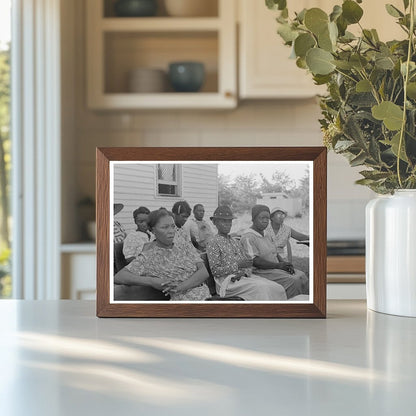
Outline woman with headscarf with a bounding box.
[206,206,287,300]
[265,206,309,263]
[240,204,309,299]
[114,208,210,301]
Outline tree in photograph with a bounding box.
[259,170,295,194]
[218,173,261,214]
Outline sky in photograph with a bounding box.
[0,0,11,49]
[218,162,309,186]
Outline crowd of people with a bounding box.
[113,200,309,302]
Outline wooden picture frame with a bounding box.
[96,147,327,318]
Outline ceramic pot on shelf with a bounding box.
[114,0,158,17]
[366,189,416,317]
[168,61,205,92]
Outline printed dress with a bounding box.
[126,241,209,301]
[240,229,309,299]
[265,223,291,259]
[114,220,127,244]
[206,235,286,300]
[122,230,152,259]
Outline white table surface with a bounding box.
[0,300,415,416]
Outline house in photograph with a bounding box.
[114,163,218,233]
[257,192,303,217]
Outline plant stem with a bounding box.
[397,0,415,188]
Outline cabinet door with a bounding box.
[239,0,404,99]
[239,0,326,99]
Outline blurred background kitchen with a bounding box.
[2,0,403,300]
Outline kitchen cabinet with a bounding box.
[238,0,404,99]
[86,0,237,109]
[61,245,96,300]
[238,0,326,99]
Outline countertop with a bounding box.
[0,300,415,415]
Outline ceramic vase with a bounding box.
[366,189,416,317]
[114,0,157,17]
[168,62,205,92]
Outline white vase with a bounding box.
[366,189,416,317]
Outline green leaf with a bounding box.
[360,170,391,180]
[350,152,367,167]
[318,27,334,52]
[350,54,368,70]
[330,5,342,22]
[369,136,382,163]
[389,132,409,162]
[385,4,404,18]
[296,57,308,69]
[334,140,355,151]
[407,82,416,99]
[266,0,287,11]
[356,79,372,92]
[375,56,395,70]
[371,29,380,43]
[372,101,404,131]
[344,114,367,147]
[333,60,353,70]
[277,23,298,43]
[306,48,335,75]
[294,33,316,58]
[296,8,307,23]
[313,74,332,85]
[304,8,329,35]
[328,21,338,45]
[339,32,356,43]
[355,178,378,186]
[342,0,364,24]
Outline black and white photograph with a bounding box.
[110,161,312,303]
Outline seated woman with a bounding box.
[114,208,210,301]
[171,200,192,247]
[122,206,152,264]
[265,206,309,263]
[206,205,287,301]
[240,205,309,299]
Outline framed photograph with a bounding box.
[96,147,327,318]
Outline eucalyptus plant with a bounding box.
[266,0,416,193]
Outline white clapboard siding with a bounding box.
[114,163,219,233]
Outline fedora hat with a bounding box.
[114,203,124,215]
[210,205,236,221]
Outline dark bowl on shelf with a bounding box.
[168,61,205,92]
[114,0,158,17]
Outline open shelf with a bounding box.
[101,17,221,31]
[86,0,236,109]
[103,0,219,18]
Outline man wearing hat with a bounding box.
[206,205,287,300]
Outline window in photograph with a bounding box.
[156,163,180,196]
